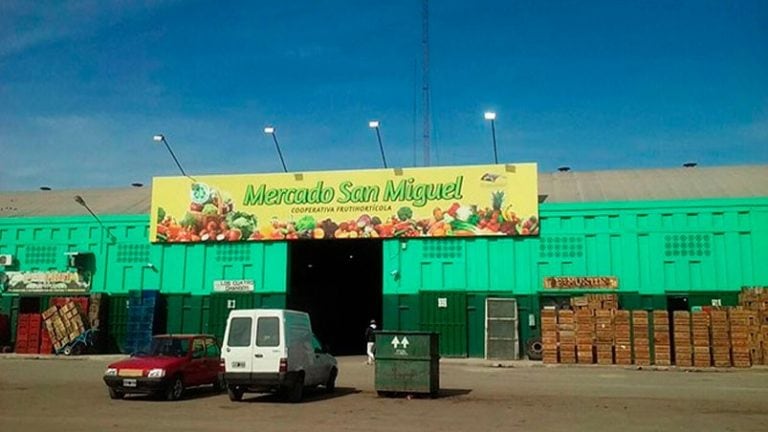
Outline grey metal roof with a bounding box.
[0,187,151,218]
[539,165,768,203]
[1,165,766,218]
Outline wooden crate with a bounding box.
[653,310,671,366]
[558,310,576,364]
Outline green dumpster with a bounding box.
[374,331,440,397]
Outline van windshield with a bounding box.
[228,317,252,347]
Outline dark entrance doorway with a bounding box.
[667,295,689,364]
[287,239,382,355]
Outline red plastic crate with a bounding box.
[40,329,52,354]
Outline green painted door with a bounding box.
[419,291,467,357]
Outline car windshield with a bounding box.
[145,338,190,357]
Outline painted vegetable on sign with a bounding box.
[151,164,539,242]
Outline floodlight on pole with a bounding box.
[484,111,498,164]
[369,120,388,168]
[264,126,288,173]
[153,134,196,181]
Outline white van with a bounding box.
[221,309,338,402]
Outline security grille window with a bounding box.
[227,317,252,347]
[25,245,58,265]
[256,317,280,347]
[486,298,519,360]
[117,244,150,263]
[664,234,711,257]
[539,236,584,259]
[423,240,463,260]
[216,244,251,263]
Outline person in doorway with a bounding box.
[365,319,377,365]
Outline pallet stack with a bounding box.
[673,311,693,367]
[729,309,751,368]
[557,310,576,364]
[575,310,595,364]
[632,311,651,365]
[653,311,671,366]
[710,310,731,367]
[42,301,87,353]
[88,293,104,330]
[614,310,632,365]
[595,310,614,364]
[739,287,767,366]
[14,314,42,354]
[541,307,558,364]
[570,294,618,312]
[691,311,711,367]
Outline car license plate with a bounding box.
[123,379,137,388]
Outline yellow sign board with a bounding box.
[150,163,538,243]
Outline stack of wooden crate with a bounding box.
[729,309,751,368]
[541,307,558,364]
[632,311,651,365]
[575,309,595,364]
[42,301,87,353]
[595,310,614,365]
[88,293,103,330]
[614,310,632,365]
[673,311,693,367]
[739,287,767,366]
[691,311,711,367]
[710,310,731,367]
[653,311,671,366]
[570,294,618,312]
[558,310,576,364]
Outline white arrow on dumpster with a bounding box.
[391,336,410,349]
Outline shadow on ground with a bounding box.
[375,388,472,399]
[239,386,360,404]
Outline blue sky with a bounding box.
[1,0,767,191]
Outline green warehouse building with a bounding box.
[1,163,766,359]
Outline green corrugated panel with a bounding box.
[516,294,540,357]
[419,291,467,357]
[165,294,205,334]
[208,293,255,342]
[466,293,487,358]
[256,293,286,309]
[0,295,19,346]
[107,294,129,353]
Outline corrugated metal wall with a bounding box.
[0,215,288,295]
[383,198,768,297]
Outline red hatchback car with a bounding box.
[103,334,224,401]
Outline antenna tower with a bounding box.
[421,0,431,166]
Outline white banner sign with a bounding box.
[213,279,254,293]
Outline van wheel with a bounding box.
[227,385,244,402]
[166,376,184,401]
[325,368,338,393]
[285,373,304,403]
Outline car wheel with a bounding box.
[63,345,73,356]
[214,374,226,392]
[227,385,243,402]
[108,387,124,400]
[324,367,338,393]
[166,376,185,401]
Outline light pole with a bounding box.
[484,111,498,164]
[74,195,116,242]
[368,121,388,168]
[153,134,196,181]
[264,126,288,173]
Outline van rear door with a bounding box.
[253,314,282,373]
[224,314,255,375]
